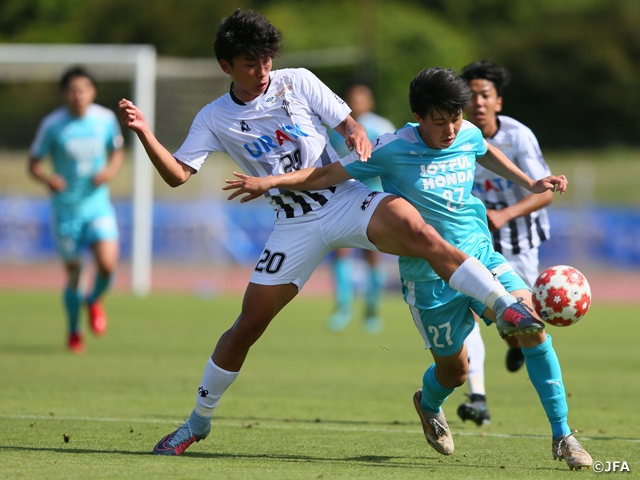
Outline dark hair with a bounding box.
[214,8,282,64]
[60,66,96,91]
[459,59,511,95]
[409,67,472,119]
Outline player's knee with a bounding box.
[229,313,272,346]
[450,367,467,388]
[404,221,446,257]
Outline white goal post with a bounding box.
[0,44,156,296]
[0,44,366,296]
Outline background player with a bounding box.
[456,59,554,427]
[29,66,123,353]
[326,82,396,334]
[120,9,545,457]
[225,67,591,470]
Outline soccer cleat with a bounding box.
[457,394,491,426]
[506,346,525,372]
[496,299,545,337]
[67,332,85,354]
[552,434,593,470]
[363,316,383,335]
[88,301,107,336]
[413,389,454,455]
[153,419,211,456]
[326,309,352,332]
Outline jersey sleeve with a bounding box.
[107,111,124,151]
[296,69,351,129]
[29,117,53,160]
[173,105,222,172]
[513,128,551,179]
[339,135,394,181]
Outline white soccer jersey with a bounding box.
[174,68,351,218]
[472,115,551,256]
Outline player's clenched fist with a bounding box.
[118,98,146,133]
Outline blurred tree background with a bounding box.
[1,0,639,149]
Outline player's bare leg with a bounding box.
[366,196,542,334]
[153,282,299,455]
[366,196,466,281]
[212,282,299,371]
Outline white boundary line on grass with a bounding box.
[2,414,639,443]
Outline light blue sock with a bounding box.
[333,257,354,314]
[420,363,456,414]
[188,409,211,435]
[64,286,83,334]
[365,265,386,317]
[522,334,571,438]
[88,272,112,305]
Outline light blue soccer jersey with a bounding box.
[30,104,123,213]
[340,120,491,282]
[328,112,395,192]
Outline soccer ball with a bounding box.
[532,265,592,327]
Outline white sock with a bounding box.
[465,322,486,396]
[193,358,240,419]
[448,257,514,311]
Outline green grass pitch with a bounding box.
[1,289,639,479]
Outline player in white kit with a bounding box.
[119,9,544,457]
[457,60,554,427]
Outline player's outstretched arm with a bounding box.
[118,98,194,187]
[478,143,567,195]
[485,190,553,231]
[224,162,352,203]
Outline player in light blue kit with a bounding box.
[225,67,592,470]
[29,66,124,353]
[326,82,396,334]
[456,59,556,428]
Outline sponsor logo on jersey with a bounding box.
[265,84,293,103]
[420,156,475,190]
[240,120,251,132]
[472,177,514,194]
[243,124,310,158]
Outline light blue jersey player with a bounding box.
[225,68,591,469]
[29,67,124,353]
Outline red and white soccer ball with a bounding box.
[532,265,592,327]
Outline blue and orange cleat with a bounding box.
[153,419,211,456]
[496,299,544,337]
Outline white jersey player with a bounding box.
[473,114,552,285]
[118,10,545,457]
[457,59,555,428]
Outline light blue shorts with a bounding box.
[53,203,119,261]
[401,248,529,356]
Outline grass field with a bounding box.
[1,291,639,479]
